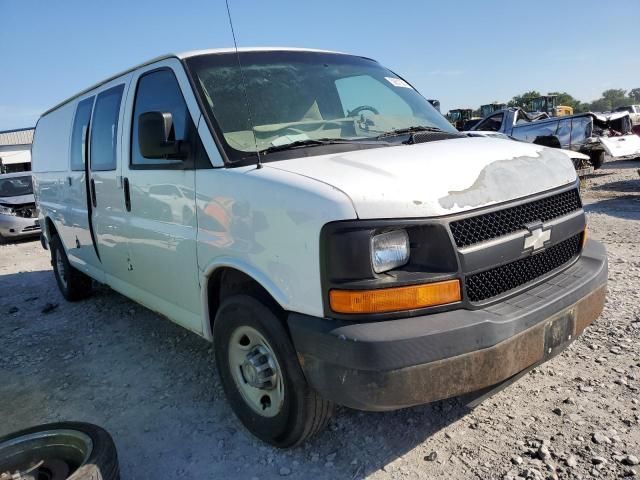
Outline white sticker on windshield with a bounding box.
[385,77,412,89]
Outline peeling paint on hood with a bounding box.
[439,148,575,211]
[266,137,577,219]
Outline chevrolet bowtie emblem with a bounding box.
[524,225,551,252]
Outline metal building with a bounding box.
[0,127,34,174]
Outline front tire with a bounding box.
[50,235,92,301]
[213,295,333,447]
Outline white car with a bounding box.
[0,172,41,241]
[614,105,640,126]
[32,48,607,447]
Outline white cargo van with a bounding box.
[32,48,607,447]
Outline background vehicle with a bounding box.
[471,107,640,168]
[528,95,573,117]
[447,108,473,130]
[427,99,441,112]
[480,102,506,118]
[467,131,593,175]
[614,105,640,124]
[614,105,640,136]
[0,172,40,241]
[32,48,606,447]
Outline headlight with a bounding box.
[371,230,410,273]
[0,205,16,216]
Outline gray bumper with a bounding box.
[288,240,608,411]
[0,215,40,238]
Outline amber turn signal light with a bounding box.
[329,279,462,314]
[581,227,588,248]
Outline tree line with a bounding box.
[505,88,640,113]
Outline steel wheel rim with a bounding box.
[0,429,92,480]
[228,326,285,418]
[55,252,67,290]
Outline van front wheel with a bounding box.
[50,235,93,301]
[213,295,333,447]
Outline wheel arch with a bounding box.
[201,260,289,341]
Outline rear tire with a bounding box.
[50,235,92,301]
[213,294,333,447]
[0,421,119,480]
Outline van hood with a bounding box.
[0,194,35,205]
[266,137,577,219]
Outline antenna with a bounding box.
[225,0,262,169]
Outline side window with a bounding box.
[90,85,124,171]
[70,97,94,171]
[335,75,412,117]
[476,112,504,132]
[131,69,193,167]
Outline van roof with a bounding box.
[41,47,348,117]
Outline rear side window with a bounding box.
[90,85,124,171]
[131,69,193,168]
[70,97,94,171]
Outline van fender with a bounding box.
[199,257,290,341]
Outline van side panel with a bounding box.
[32,103,76,252]
[195,166,357,329]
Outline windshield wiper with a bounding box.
[258,138,387,155]
[376,125,448,139]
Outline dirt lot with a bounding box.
[1,159,639,480]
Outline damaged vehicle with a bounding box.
[466,131,594,177]
[471,107,640,168]
[32,48,607,447]
[0,172,40,242]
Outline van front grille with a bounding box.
[465,234,582,302]
[450,188,582,248]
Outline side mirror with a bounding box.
[138,111,189,159]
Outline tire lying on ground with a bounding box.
[0,422,119,480]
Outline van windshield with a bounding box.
[0,176,33,197]
[186,51,455,162]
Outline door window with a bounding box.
[131,69,194,168]
[90,85,124,171]
[476,112,504,132]
[70,97,94,171]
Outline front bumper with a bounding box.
[0,215,41,238]
[288,240,607,411]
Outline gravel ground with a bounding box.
[1,159,639,480]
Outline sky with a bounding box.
[1,0,639,131]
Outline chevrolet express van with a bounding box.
[32,48,607,447]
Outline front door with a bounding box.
[120,65,202,333]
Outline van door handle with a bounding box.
[123,177,131,212]
[90,179,97,207]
